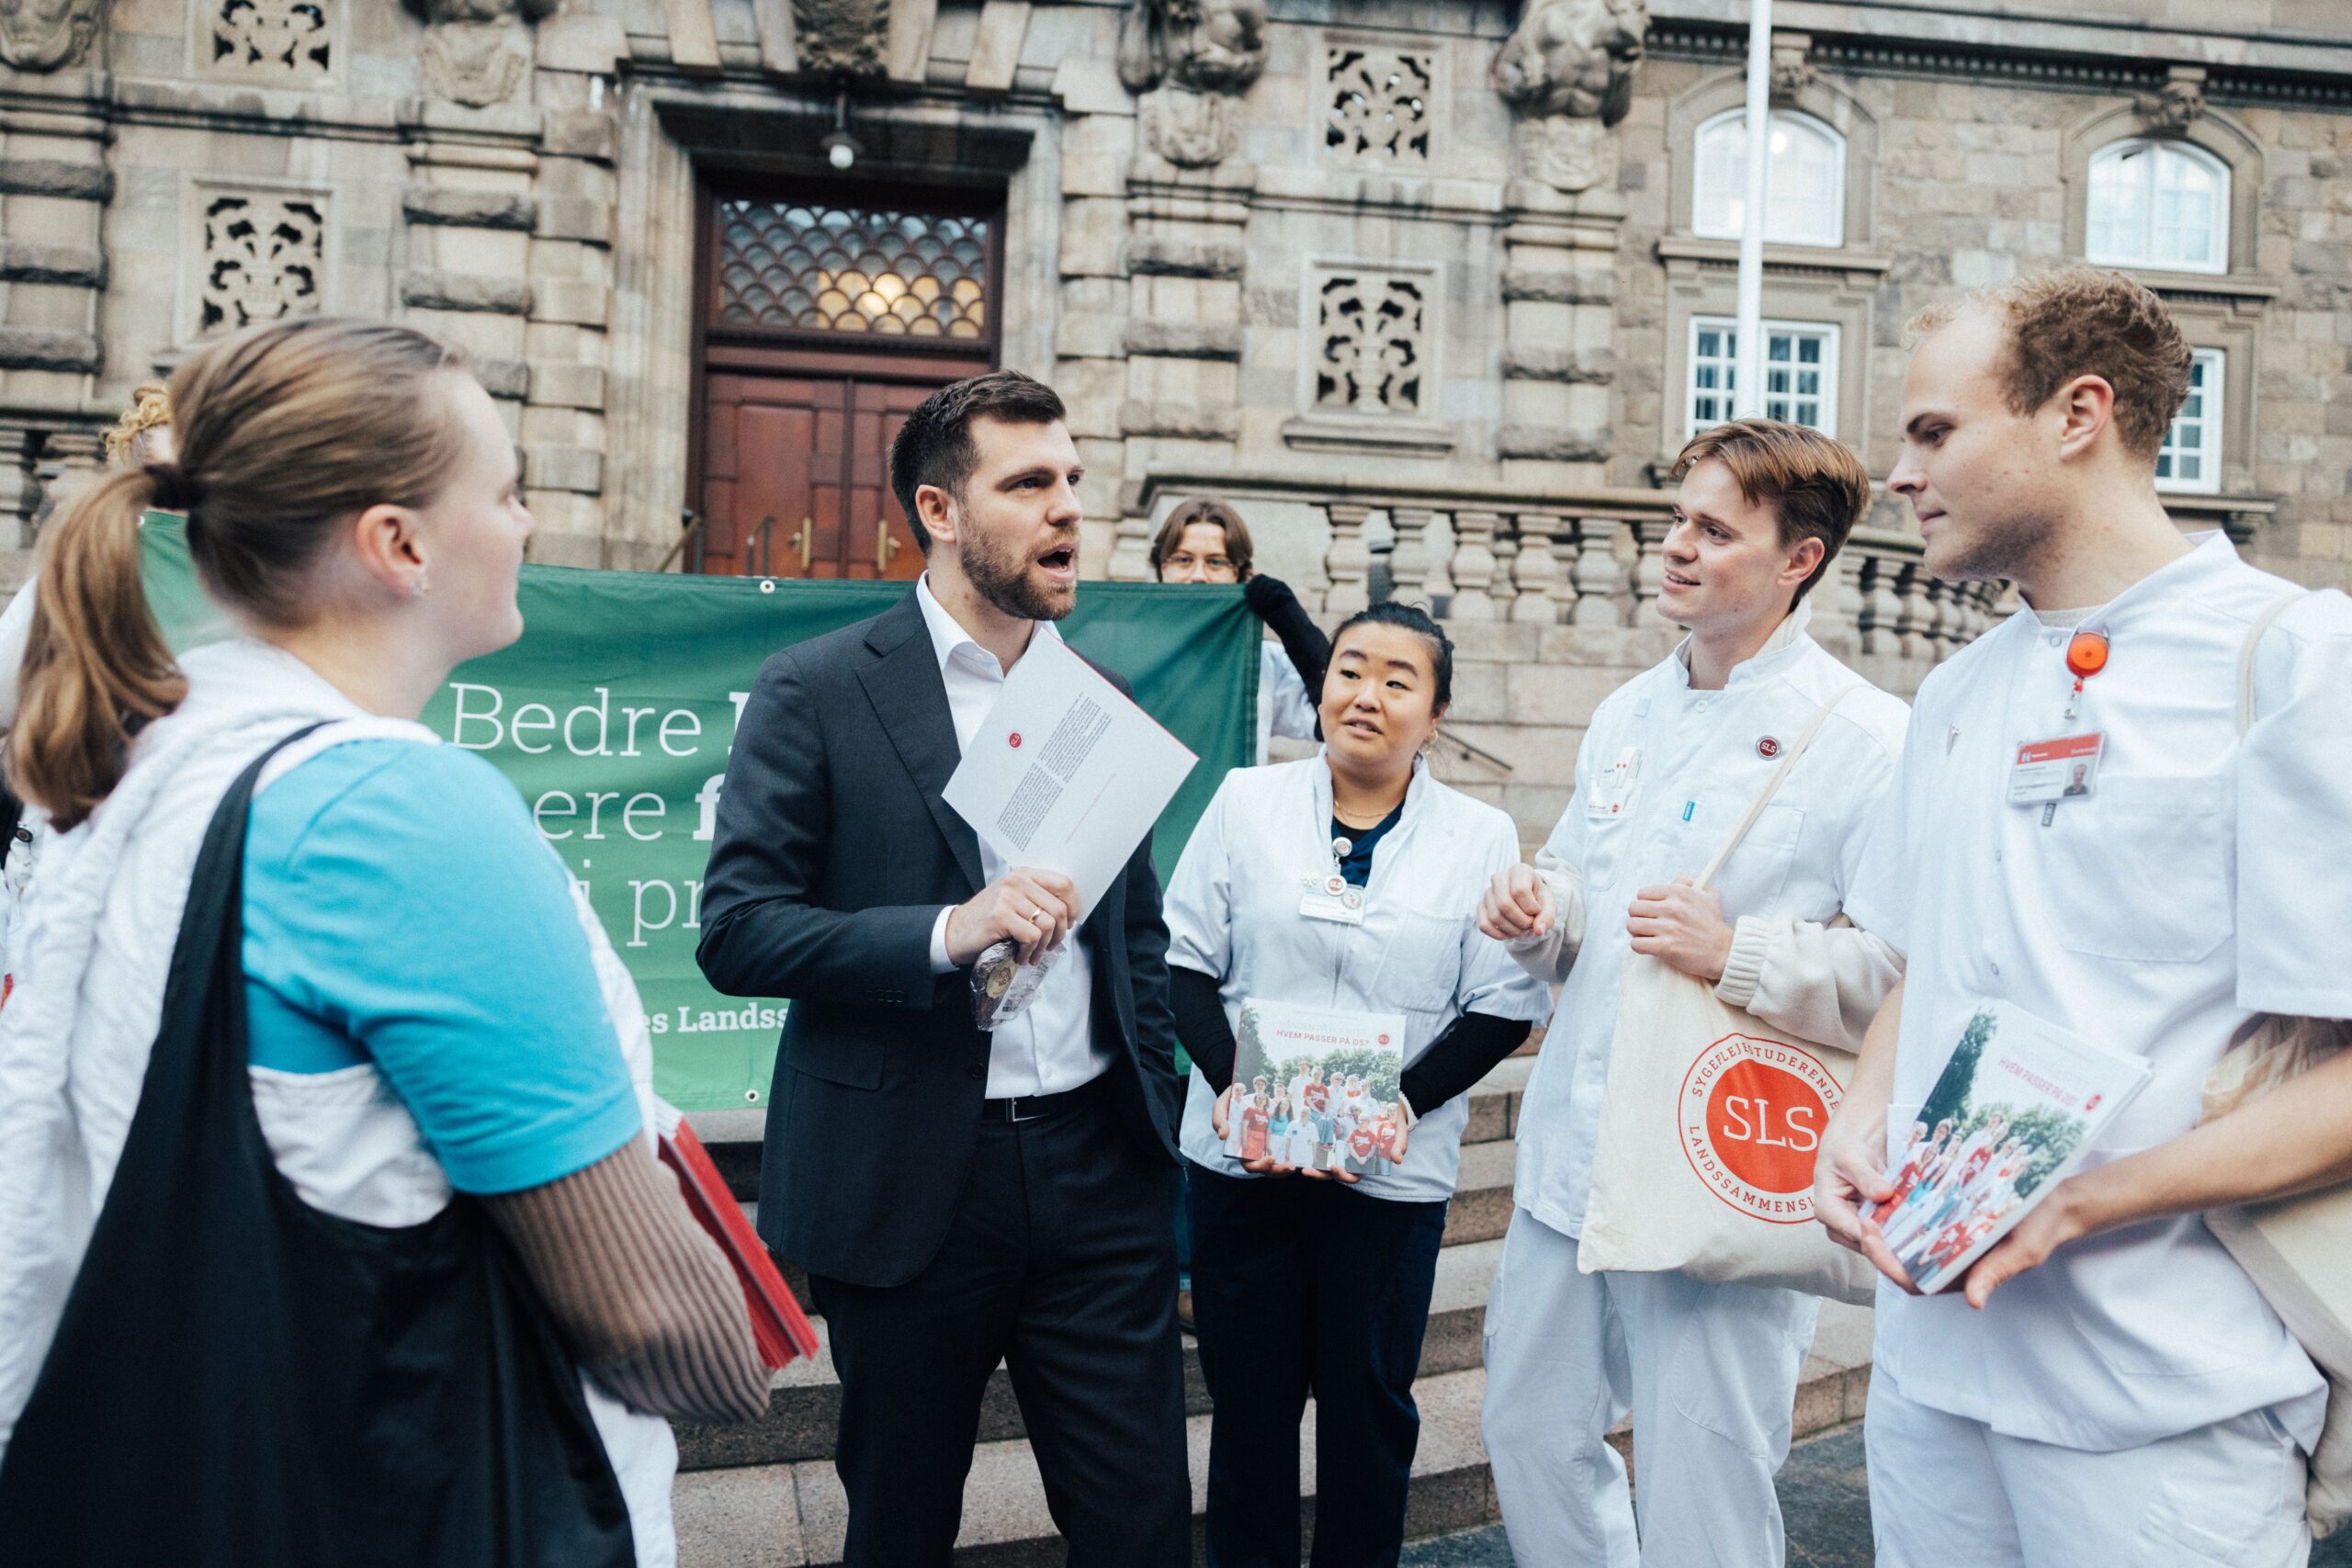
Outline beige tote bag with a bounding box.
[1577,688,1878,1306]
[2201,591,2352,1539]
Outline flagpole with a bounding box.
[1733,0,1772,420]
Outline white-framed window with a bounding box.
[1692,108,1845,249]
[1688,318,1840,438]
[2086,140,2229,274]
[2157,348,2224,493]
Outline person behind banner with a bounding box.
[1166,603,1550,1568]
[0,317,765,1565]
[1476,420,1910,1568]
[696,370,1191,1568]
[1149,497,1329,763]
[1813,265,2352,1568]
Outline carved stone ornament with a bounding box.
[2132,69,2207,136]
[1770,34,1815,105]
[401,0,556,105]
[1142,85,1242,168]
[1492,0,1648,127]
[1515,112,1615,193]
[0,0,103,72]
[792,0,889,76]
[1117,0,1268,98]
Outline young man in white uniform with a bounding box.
[1815,265,2352,1566]
[1477,421,1910,1566]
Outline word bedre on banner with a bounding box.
[138,516,1261,1111]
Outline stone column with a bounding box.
[1490,0,1645,492]
[1449,510,1501,622]
[401,0,620,568]
[1324,502,1373,615]
[1104,0,1266,580]
[0,4,110,578]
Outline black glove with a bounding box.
[1241,575,1330,732]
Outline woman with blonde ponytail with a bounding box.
[0,317,763,1568]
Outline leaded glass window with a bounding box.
[714,200,991,339]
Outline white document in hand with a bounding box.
[943,634,1198,915]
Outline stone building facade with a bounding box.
[2,0,2347,842]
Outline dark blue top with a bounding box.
[1330,803,1405,888]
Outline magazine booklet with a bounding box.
[1870,1000,2154,1294]
[1224,998,1408,1177]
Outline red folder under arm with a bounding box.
[656,1119,820,1369]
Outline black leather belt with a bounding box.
[981,1077,1102,1123]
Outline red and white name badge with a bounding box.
[2008,732,2105,806]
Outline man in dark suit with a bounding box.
[697,371,1191,1567]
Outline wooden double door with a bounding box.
[699,361,937,581]
[693,184,1001,580]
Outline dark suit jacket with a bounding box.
[696,590,1183,1289]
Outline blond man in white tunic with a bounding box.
[1817,265,2352,1567]
[1478,421,1909,1567]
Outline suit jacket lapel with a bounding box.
[858,595,986,897]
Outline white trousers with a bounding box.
[1867,1365,2312,1568]
[1480,1208,1818,1567]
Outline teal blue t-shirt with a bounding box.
[240,741,643,1195]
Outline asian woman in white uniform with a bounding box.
[1162,604,1549,1568]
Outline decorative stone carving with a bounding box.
[2133,67,2207,136]
[0,0,104,73]
[1313,270,1428,416]
[1515,114,1613,193]
[198,192,325,334]
[1141,85,1241,168]
[1325,47,1433,164]
[207,0,334,80]
[1117,0,1268,96]
[1492,0,1647,126]
[793,0,890,76]
[402,0,555,106]
[1770,32,1815,105]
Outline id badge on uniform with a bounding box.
[2007,733,2104,806]
[1299,872,1366,926]
[1587,746,1641,818]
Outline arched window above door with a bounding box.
[1691,108,1845,249]
[2085,140,2229,276]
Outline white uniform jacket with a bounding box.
[1257,642,1317,764]
[1507,604,1911,1241]
[1848,534,2352,1452]
[1167,755,1551,1204]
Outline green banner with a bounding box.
[139,517,1259,1110]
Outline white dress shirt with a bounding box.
[1509,602,1912,1240]
[914,575,1110,1099]
[1849,534,2350,1452]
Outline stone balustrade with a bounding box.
[1125,469,2009,679]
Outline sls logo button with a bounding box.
[1679,1032,1842,1224]
[1757,736,1782,760]
[1008,732,1023,749]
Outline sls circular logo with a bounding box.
[1008,732,1023,749]
[1679,1032,1842,1224]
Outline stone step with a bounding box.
[674,1235,1508,1472]
[672,1301,1877,1567]
[673,1058,1529,1472]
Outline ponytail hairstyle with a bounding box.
[10,317,474,829]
